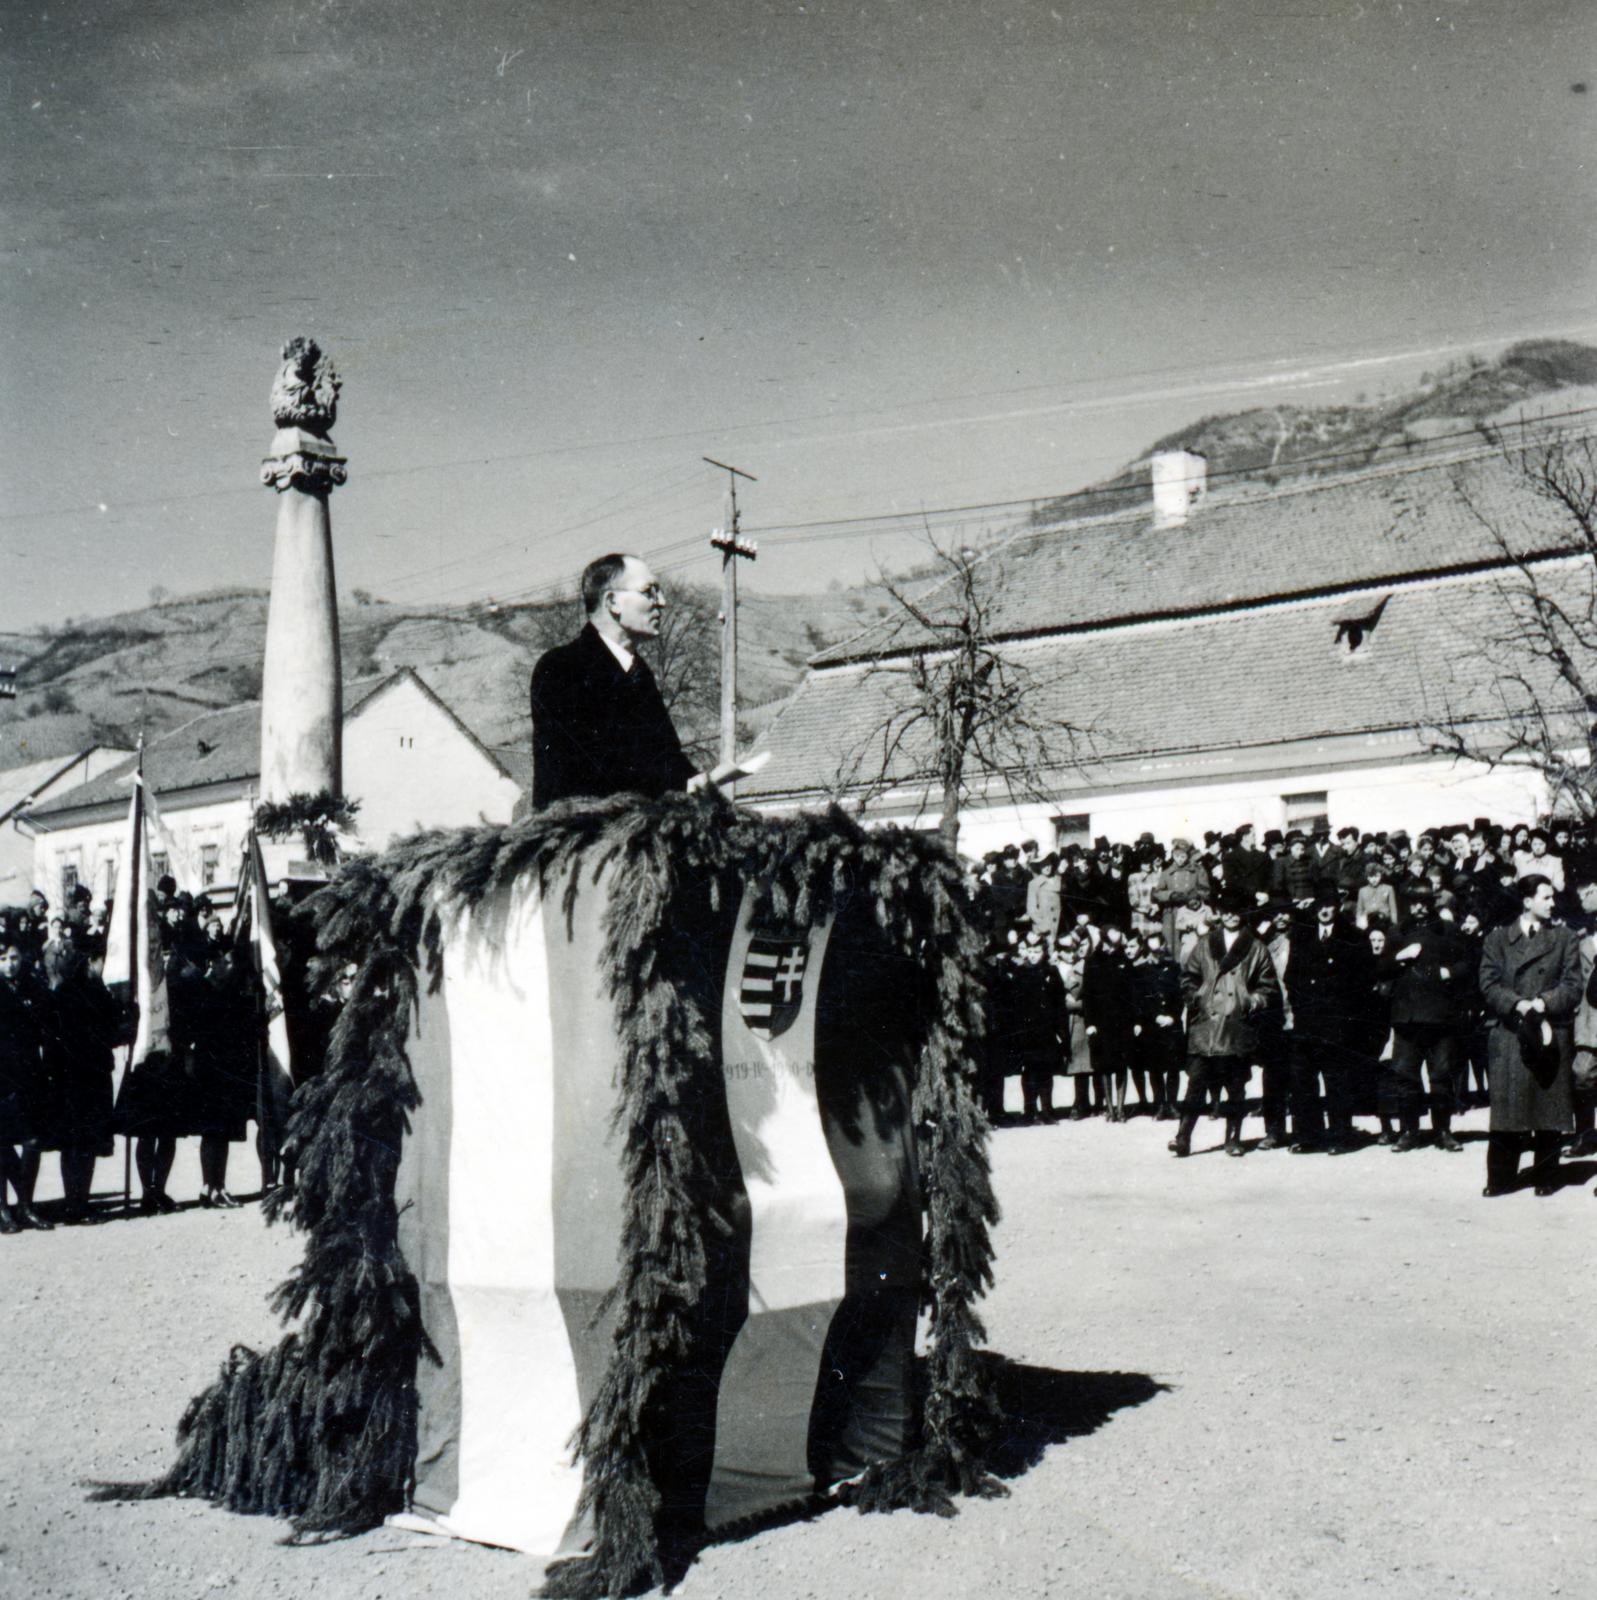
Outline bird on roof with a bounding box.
[1333,594,1389,652]
[196,737,216,756]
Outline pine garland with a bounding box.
[100,793,1002,1589]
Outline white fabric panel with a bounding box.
[435,880,586,1555]
[717,900,846,1314]
[706,895,846,1526]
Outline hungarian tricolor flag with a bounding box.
[102,747,169,1077]
[232,828,295,1135]
[393,860,922,1558]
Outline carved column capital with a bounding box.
[261,426,348,494]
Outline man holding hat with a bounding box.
[1478,874,1580,1196]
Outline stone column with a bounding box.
[259,338,347,803]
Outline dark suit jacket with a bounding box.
[530,623,695,809]
[1285,920,1373,1038]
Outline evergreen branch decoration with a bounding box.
[255,789,362,866]
[103,794,1002,1590]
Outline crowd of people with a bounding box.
[0,880,341,1233]
[5,809,1594,1229]
[970,816,1597,1197]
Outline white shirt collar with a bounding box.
[597,630,635,673]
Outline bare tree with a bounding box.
[1424,431,1597,816]
[836,535,1095,853]
[645,580,729,767]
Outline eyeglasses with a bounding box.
[611,584,664,602]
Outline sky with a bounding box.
[2,0,1594,631]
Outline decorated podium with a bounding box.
[133,794,1002,1596]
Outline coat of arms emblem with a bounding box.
[738,928,813,1039]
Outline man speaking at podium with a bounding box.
[530,552,697,809]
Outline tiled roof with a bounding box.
[0,753,91,821]
[811,448,1579,666]
[744,561,1587,801]
[26,674,392,818]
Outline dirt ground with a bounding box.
[3,1098,1593,1600]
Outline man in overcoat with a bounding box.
[1478,874,1580,1196]
[1386,882,1468,1152]
[1171,889,1279,1158]
[1285,891,1374,1153]
[529,552,696,809]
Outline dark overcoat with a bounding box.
[1388,920,1469,1031]
[1285,921,1374,1040]
[1181,928,1279,1059]
[530,623,695,809]
[0,970,52,1151]
[1478,919,1579,1132]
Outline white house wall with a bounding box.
[31,791,254,908]
[760,742,1549,860]
[342,678,521,851]
[945,755,1546,858]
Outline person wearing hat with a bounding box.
[1271,832,1318,905]
[1222,824,1272,908]
[1025,853,1062,944]
[1334,825,1369,897]
[1478,875,1580,1195]
[1383,882,1469,1153]
[1129,927,1184,1119]
[1284,889,1375,1153]
[1255,901,1295,1148]
[1171,886,1279,1158]
[989,844,1028,929]
[1093,838,1130,929]
[1126,843,1164,941]
[1153,838,1211,952]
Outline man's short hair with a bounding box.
[1517,873,1554,904]
[580,553,633,616]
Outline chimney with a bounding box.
[1150,449,1207,528]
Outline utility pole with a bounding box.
[705,456,758,784]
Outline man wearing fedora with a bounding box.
[1171,886,1279,1159]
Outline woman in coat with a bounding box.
[1052,930,1097,1118]
[1130,928,1186,1118]
[1478,874,1580,1196]
[189,948,256,1208]
[46,944,125,1221]
[0,932,56,1231]
[1153,840,1211,951]
[1007,933,1066,1123]
[1084,923,1137,1121]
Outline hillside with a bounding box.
[4,338,1593,777]
[1030,338,1597,526]
[0,583,876,771]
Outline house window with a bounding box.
[1051,812,1091,850]
[151,852,170,882]
[1282,791,1329,834]
[200,843,220,888]
[60,857,80,904]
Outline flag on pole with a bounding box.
[103,746,169,1072]
[236,827,295,1139]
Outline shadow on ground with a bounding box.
[977,1354,1169,1479]
[663,1354,1168,1590]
